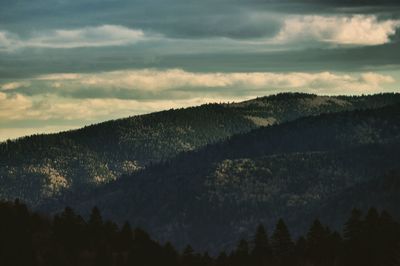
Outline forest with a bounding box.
[1,200,399,266]
[38,103,400,250]
[1,93,400,207]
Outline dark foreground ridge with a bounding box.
[1,200,399,266]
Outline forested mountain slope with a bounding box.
[2,93,399,206]
[314,170,400,230]
[42,103,400,251]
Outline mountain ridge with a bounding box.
[3,92,400,206]
[38,101,400,251]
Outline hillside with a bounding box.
[41,103,400,251]
[2,93,399,206]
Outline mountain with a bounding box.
[40,102,400,251]
[2,93,399,206]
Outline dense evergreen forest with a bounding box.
[1,93,400,206]
[41,103,400,250]
[1,200,399,266]
[2,93,400,253]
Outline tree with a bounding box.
[88,207,103,229]
[343,208,363,242]
[232,239,250,266]
[117,221,133,251]
[87,207,104,248]
[271,219,294,266]
[162,242,179,266]
[306,219,329,266]
[182,245,196,266]
[251,224,271,266]
[378,211,400,266]
[53,207,86,264]
[362,208,381,266]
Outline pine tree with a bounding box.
[232,239,250,266]
[131,228,159,266]
[87,206,104,248]
[182,245,196,266]
[251,224,271,266]
[327,231,342,266]
[162,242,179,266]
[363,208,381,266]
[53,207,86,264]
[118,221,133,251]
[379,211,400,266]
[88,207,103,229]
[306,219,329,266]
[343,208,364,266]
[343,208,363,242]
[271,219,294,266]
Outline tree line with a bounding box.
[0,200,399,266]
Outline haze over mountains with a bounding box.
[1,93,400,251]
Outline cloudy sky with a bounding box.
[1,0,400,140]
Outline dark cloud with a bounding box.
[0,0,399,78]
[1,40,400,81]
[1,0,399,39]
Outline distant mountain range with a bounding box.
[1,93,400,251]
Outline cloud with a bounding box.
[0,31,20,52]
[285,0,400,7]
[360,72,395,85]
[0,25,145,51]
[274,15,400,45]
[27,25,145,48]
[0,92,32,120]
[5,69,397,101]
[40,69,397,93]
[1,82,30,90]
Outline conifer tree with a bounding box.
[343,208,364,266]
[251,224,271,266]
[118,221,133,251]
[306,219,329,266]
[182,245,196,266]
[233,239,250,266]
[379,211,400,266]
[343,208,363,242]
[87,206,104,248]
[271,219,294,266]
[53,207,86,264]
[163,242,179,266]
[363,208,381,266]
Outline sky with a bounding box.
[1,0,400,141]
